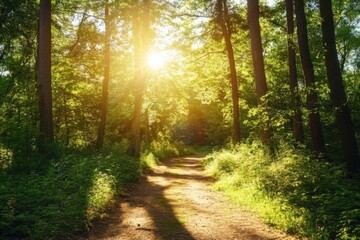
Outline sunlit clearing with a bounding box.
[147,51,167,70]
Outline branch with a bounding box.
[172,13,212,18]
[0,50,4,63]
[267,19,286,32]
[259,5,287,32]
[55,8,103,20]
[186,50,226,64]
[68,10,88,56]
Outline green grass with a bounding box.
[0,151,141,239]
[203,142,360,239]
[143,138,196,161]
[0,138,190,239]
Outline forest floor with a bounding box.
[83,154,295,240]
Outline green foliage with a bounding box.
[143,134,196,161]
[1,0,360,239]
[86,170,116,220]
[146,139,180,160]
[140,152,158,170]
[0,145,13,170]
[0,148,141,239]
[204,143,360,239]
[0,137,192,239]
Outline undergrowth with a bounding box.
[203,142,360,239]
[143,137,195,161]
[0,138,189,239]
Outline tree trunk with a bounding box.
[216,0,241,143]
[128,0,149,157]
[144,107,150,144]
[96,1,110,149]
[38,0,54,153]
[319,0,360,171]
[294,0,325,156]
[247,0,271,147]
[286,0,304,143]
[62,91,69,146]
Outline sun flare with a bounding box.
[147,51,167,70]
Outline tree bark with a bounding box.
[38,0,54,153]
[294,0,326,156]
[319,0,360,171]
[216,0,241,143]
[247,0,271,147]
[96,1,110,149]
[286,0,304,143]
[62,91,69,146]
[144,107,150,144]
[128,0,150,157]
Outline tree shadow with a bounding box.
[129,175,195,239]
[85,156,285,240]
[84,157,199,239]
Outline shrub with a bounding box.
[0,138,195,239]
[0,148,140,239]
[144,135,195,161]
[203,142,360,239]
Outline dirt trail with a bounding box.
[84,154,294,240]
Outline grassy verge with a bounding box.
[203,142,360,239]
[0,139,190,239]
[139,138,196,169]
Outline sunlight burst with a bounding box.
[147,51,167,70]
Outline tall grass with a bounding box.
[0,138,191,239]
[143,138,195,161]
[0,152,141,239]
[203,142,360,239]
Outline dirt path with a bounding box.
[84,155,294,240]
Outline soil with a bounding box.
[83,154,295,240]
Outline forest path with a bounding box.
[84,154,294,240]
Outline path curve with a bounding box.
[84,154,294,240]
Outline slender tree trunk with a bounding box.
[286,0,304,143]
[247,0,271,147]
[144,107,150,144]
[216,0,241,143]
[96,1,110,149]
[128,1,149,157]
[294,0,326,156]
[38,0,53,153]
[319,0,360,171]
[62,92,69,146]
[142,0,151,56]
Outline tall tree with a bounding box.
[96,0,111,149]
[294,0,325,156]
[128,0,150,157]
[38,0,54,153]
[247,0,271,147]
[215,0,241,143]
[128,3,142,157]
[319,0,360,171]
[286,0,304,143]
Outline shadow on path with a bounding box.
[84,156,202,240]
[84,155,294,240]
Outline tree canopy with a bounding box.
[1,0,360,238]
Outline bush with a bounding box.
[203,142,360,239]
[0,145,13,170]
[144,135,195,161]
[0,138,194,239]
[0,147,141,239]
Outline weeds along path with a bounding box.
[84,154,294,240]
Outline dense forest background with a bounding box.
[1,0,360,239]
